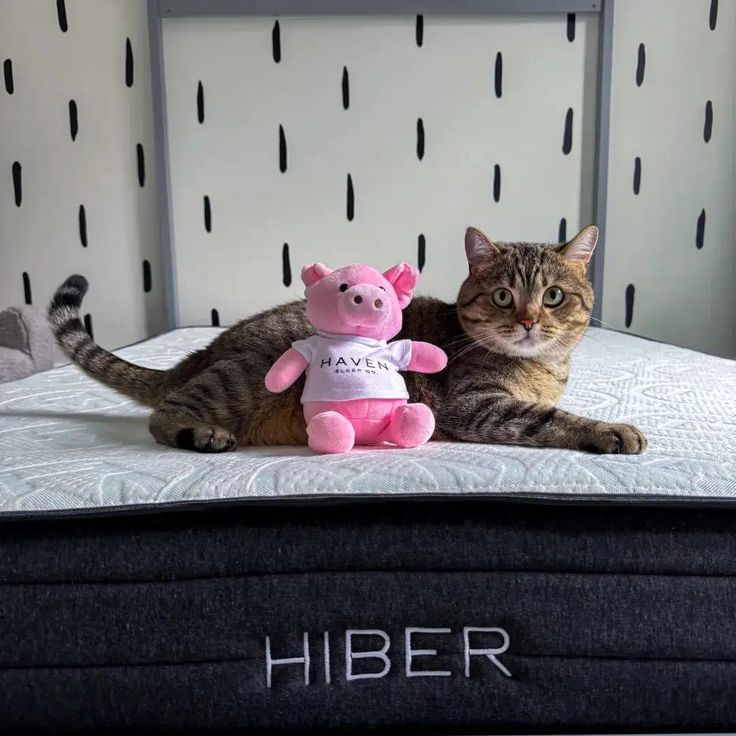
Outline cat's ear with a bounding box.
[383,262,419,308]
[301,263,333,288]
[465,227,499,272]
[558,225,599,267]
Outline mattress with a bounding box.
[0,326,735,517]
[3,501,736,733]
[1,327,736,733]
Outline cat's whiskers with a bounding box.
[449,333,495,363]
[579,317,624,346]
[443,333,476,349]
[587,316,622,331]
[449,342,482,364]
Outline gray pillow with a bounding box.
[0,306,54,383]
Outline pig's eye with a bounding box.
[339,283,349,292]
[379,286,386,291]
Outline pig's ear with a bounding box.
[301,263,333,288]
[383,262,419,308]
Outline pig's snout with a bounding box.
[350,293,383,309]
[340,284,389,325]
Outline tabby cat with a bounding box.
[48,225,646,455]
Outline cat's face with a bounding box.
[456,226,597,360]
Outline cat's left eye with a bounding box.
[543,286,565,307]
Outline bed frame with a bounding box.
[146,0,614,328]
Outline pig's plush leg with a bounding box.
[306,411,356,454]
[380,403,435,448]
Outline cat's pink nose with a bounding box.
[519,320,534,331]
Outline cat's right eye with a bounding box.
[339,283,349,292]
[491,288,513,308]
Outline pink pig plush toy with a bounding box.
[265,262,447,454]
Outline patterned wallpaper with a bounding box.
[603,0,736,358]
[0,0,166,352]
[2,2,734,360]
[163,14,599,325]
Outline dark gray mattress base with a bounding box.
[2,500,736,733]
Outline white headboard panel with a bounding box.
[160,12,599,326]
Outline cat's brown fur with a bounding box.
[48,226,647,455]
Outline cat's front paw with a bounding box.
[581,422,647,455]
[175,425,237,453]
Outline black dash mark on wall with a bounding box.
[78,205,87,247]
[197,81,205,123]
[558,218,567,243]
[211,309,220,327]
[566,14,576,42]
[624,285,635,328]
[203,196,212,232]
[342,66,349,110]
[416,15,423,47]
[416,118,425,160]
[12,162,21,206]
[56,0,68,32]
[272,21,281,63]
[417,234,426,272]
[69,100,78,141]
[22,272,32,305]
[562,108,573,154]
[633,156,641,195]
[710,0,718,30]
[346,174,354,221]
[125,38,134,88]
[494,52,502,98]
[279,125,287,172]
[704,100,713,142]
[83,313,94,340]
[3,59,13,94]
[136,143,145,187]
[142,260,152,293]
[282,243,292,287]
[696,209,706,249]
[493,165,501,203]
[636,43,646,87]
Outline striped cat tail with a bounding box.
[48,275,167,406]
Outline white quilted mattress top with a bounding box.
[0,327,735,517]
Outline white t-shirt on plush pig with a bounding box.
[292,332,412,403]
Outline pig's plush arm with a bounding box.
[408,341,447,374]
[265,348,309,393]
